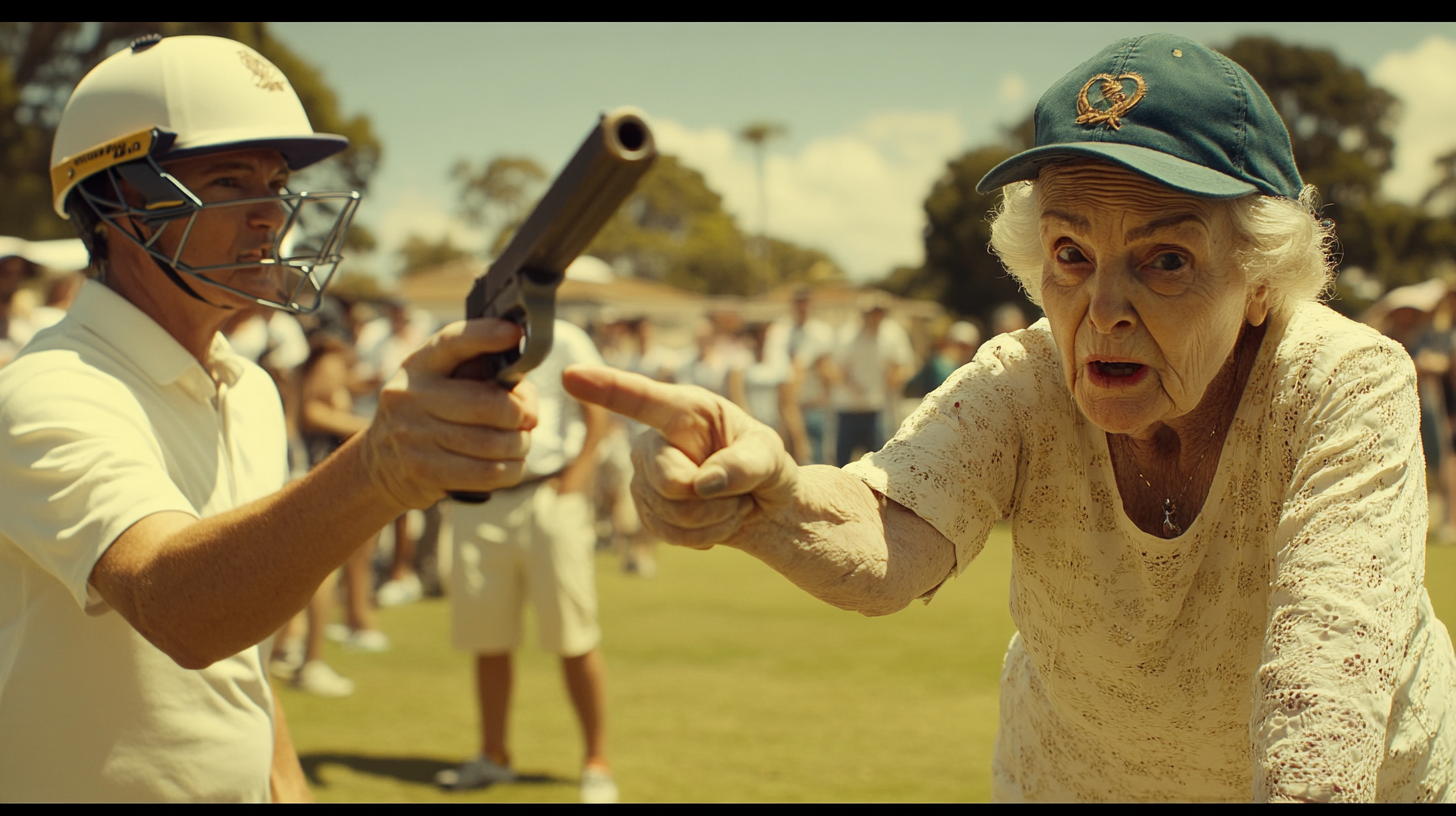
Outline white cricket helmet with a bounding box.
[49,34,360,313]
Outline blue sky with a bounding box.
[269,23,1456,283]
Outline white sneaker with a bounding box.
[268,643,304,681]
[635,554,657,579]
[580,767,618,804]
[435,755,516,790]
[293,660,355,697]
[377,573,424,607]
[346,628,391,652]
[325,624,391,652]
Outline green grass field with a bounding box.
[279,525,1456,803]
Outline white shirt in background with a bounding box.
[224,311,309,371]
[765,316,836,407]
[832,317,914,413]
[522,320,606,479]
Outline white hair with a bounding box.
[987,173,1336,319]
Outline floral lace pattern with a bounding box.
[846,303,1455,802]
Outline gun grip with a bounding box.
[447,347,533,505]
[446,351,521,504]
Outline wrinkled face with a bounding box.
[153,149,292,305]
[1037,163,1266,438]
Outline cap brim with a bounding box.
[976,142,1258,199]
[163,132,350,172]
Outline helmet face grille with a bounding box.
[78,157,360,314]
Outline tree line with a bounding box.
[5,27,1451,319]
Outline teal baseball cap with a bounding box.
[977,34,1303,200]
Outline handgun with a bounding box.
[448,107,657,503]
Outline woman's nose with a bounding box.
[1086,266,1137,335]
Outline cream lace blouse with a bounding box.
[846,302,1455,802]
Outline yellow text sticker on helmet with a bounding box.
[50,127,160,216]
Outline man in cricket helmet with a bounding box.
[50,33,359,313]
[1,33,534,802]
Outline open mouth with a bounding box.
[1093,361,1143,377]
[1086,359,1150,388]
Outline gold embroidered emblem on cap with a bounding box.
[1074,72,1147,131]
[237,49,286,92]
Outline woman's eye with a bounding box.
[1055,245,1088,264]
[1148,252,1187,272]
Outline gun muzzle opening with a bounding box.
[615,120,647,152]
[606,114,653,159]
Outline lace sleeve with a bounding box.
[1253,340,1426,802]
[847,331,1040,575]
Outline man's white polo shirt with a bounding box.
[0,281,287,802]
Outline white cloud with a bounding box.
[1372,35,1456,205]
[655,112,967,280]
[997,73,1028,107]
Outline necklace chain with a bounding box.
[1131,424,1223,539]
[1119,321,1263,539]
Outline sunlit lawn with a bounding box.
[279,525,1456,803]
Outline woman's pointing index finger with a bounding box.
[562,364,723,465]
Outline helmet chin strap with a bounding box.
[150,253,233,310]
[122,214,234,310]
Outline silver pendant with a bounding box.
[1162,498,1182,538]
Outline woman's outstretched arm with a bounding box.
[565,364,955,616]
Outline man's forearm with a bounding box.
[729,465,954,617]
[90,311,534,670]
[92,436,407,669]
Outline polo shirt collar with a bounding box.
[67,281,247,391]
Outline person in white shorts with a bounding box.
[438,319,618,804]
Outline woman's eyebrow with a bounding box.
[1040,210,1090,233]
[1125,213,1208,242]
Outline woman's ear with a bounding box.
[1246,284,1270,327]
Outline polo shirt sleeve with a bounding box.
[0,355,198,613]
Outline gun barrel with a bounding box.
[514,107,655,272]
[474,108,657,314]
[449,109,656,503]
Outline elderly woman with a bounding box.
[564,34,1455,802]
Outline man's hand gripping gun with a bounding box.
[448,107,657,503]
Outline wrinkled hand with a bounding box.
[563,364,798,549]
[359,318,537,509]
